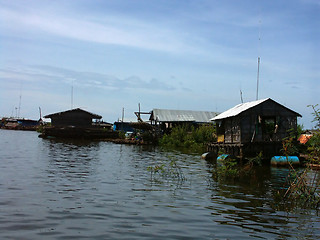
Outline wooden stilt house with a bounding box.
[208,98,302,160]
[41,108,118,139]
[44,108,102,127]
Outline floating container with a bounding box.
[216,154,239,167]
[271,156,300,166]
[217,154,229,161]
[201,152,217,160]
[217,154,237,161]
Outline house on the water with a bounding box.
[149,109,219,133]
[40,108,117,139]
[44,108,102,127]
[208,98,302,161]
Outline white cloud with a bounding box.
[0,7,191,54]
[0,65,177,92]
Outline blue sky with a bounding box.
[1,0,319,128]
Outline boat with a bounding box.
[0,117,41,131]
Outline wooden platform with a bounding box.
[207,141,283,161]
[39,126,119,140]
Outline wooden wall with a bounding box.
[51,112,93,127]
[222,100,299,144]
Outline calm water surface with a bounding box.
[0,129,319,239]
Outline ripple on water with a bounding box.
[0,130,319,239]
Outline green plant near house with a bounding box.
[118,131,126,139]
[306,133,320,164]
[305,104,320,163]
[281,128,300,157]
[246,151,263,168]
[159,124,216,152]
[215,154,239,178]
[279,104,320,210]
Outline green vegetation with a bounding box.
[212,152,263,182]
[281,166,320,210]
[279,104,320,210]
[118,131,126,139]
[281,128,300,156]
[216,154,239,178]
[147,156,185,182]
[159,124,216,152]
[306,104,320,163]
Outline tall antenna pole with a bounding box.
[256,10,262,101]
[121,107,124,131]
[256,57,260,100]
[18,94,22,118]
[39,107,42,120]
[18,82,22,118]
[71,80,74,109]
[138,103,141,122]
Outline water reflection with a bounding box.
[44,139,101,182]
[205,163,320,238]
[1,130,319,239]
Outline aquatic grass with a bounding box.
[147,156,186,183]
[210,151,265,186]
[282,164,320,210]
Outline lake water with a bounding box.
[0,129,319,239]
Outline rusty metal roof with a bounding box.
[151,109,219,123]
[211,98,301,121]
[298,134,313,144]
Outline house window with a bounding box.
[216,120,225,143]
[261,116,277,140]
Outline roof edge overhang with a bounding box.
[210,98,302,122]
[44,108,102,119]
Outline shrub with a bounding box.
[159,124,216,152]
[279,104,320,210]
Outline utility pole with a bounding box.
[71,80,74,109]
[256,57,260,100]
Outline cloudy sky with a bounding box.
[1,0,319,128]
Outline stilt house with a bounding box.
[41,108,119,139]
[44,108,102,127]
[208,98,302,160]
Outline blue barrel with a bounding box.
[217,154,230,161]
[271,156,300,166]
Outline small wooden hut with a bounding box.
[44,108,102,127]
[208,98,302,160]
[41,108,118,139]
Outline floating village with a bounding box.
[0,98,318,168]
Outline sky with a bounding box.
[1,0,319,128]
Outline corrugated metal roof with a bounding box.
[151,109,219,123]
[211,98,301,121]
[211,98,269,121]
